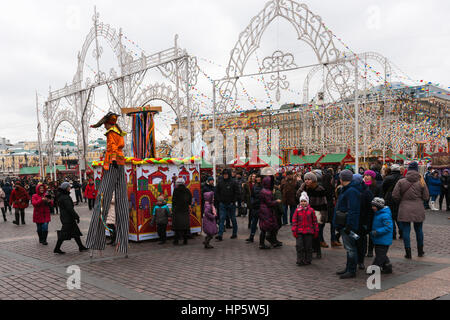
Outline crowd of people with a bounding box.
[198,161,446,279]
[0,176,95,254]
[1,160,448,278]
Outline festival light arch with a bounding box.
[217,0,349,113]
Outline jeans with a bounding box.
[36,222,49,232]
[330,222,337,242]
[219,203,237,237]
[341,231,358,274]
[249,209,259,236]
[75,190,83,204]
[399,222,423,248]
[318,223,325,242]
[283,205,296,225]
[236,199,242,216]
[356,230,367,264]
[430,195,438,202]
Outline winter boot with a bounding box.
[381,264,393,274]
[37,231,43,244]
[404,247,412,259]
[259,233,270,249]
[13,212,19,225]
[418,246,425,257]
[204,236,214,249]
[2,210,6,222]
[41,231,48,246]
[20,211,25,225]
[53,240,65,254]
[245,235,254,243]
[430,201,438,211]
[75,237,88,252]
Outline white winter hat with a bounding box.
[299,191,309,204]
[176,178,185,185]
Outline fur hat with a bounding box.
[60,182,71,190]
[91,112,120,128]
[371,197,385,210]
[391,164,401,172]
[313,169,323,181]
[176,178,185,186]
[299,191,309,204]
[304,172,317,182]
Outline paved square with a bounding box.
[0,202,449,300]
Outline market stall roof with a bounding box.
[301,154,324,165]
[259,155,283,167]
[19,165,67,176]
[200,158,213,169]
[246,155,269,168]
[289,155,307,165]
[227,156,248,168]
[320,153,354,164]
[392,154,408,161]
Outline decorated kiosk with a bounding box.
[92,106,202,242]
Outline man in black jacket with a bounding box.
[246,174,263,243]
[72,179,83,205]
[382,164,403,239]
[215,169,238,241]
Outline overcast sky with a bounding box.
[0,0,449,145]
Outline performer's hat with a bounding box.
[91,112,121,128]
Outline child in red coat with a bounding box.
[292,192,319,266]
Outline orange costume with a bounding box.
[86,112,129,255]
[103,125,127,171]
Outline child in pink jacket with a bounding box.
[292,192,319,266]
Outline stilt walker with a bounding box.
[86,112,129,256]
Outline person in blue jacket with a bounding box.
[333,169,362,279]
[369,197,393,274]
[425,170,441,211]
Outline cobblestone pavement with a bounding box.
[0,202,449,300]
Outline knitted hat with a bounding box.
[352,174,363,184]
[207,177,214,182]
[364,170,377,179]
[339,169,354,182]
[299,191,309,204]
[60,182,71,190]
[313,169,323,181]
[391,164,401,172]
[408,162,419,172]
[304,172,317,182]
[371,197,385,210]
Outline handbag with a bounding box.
[335,210,347,227]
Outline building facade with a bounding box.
[170,84,450,160]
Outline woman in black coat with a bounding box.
[53,182,88,254]
[171,178,193,245]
